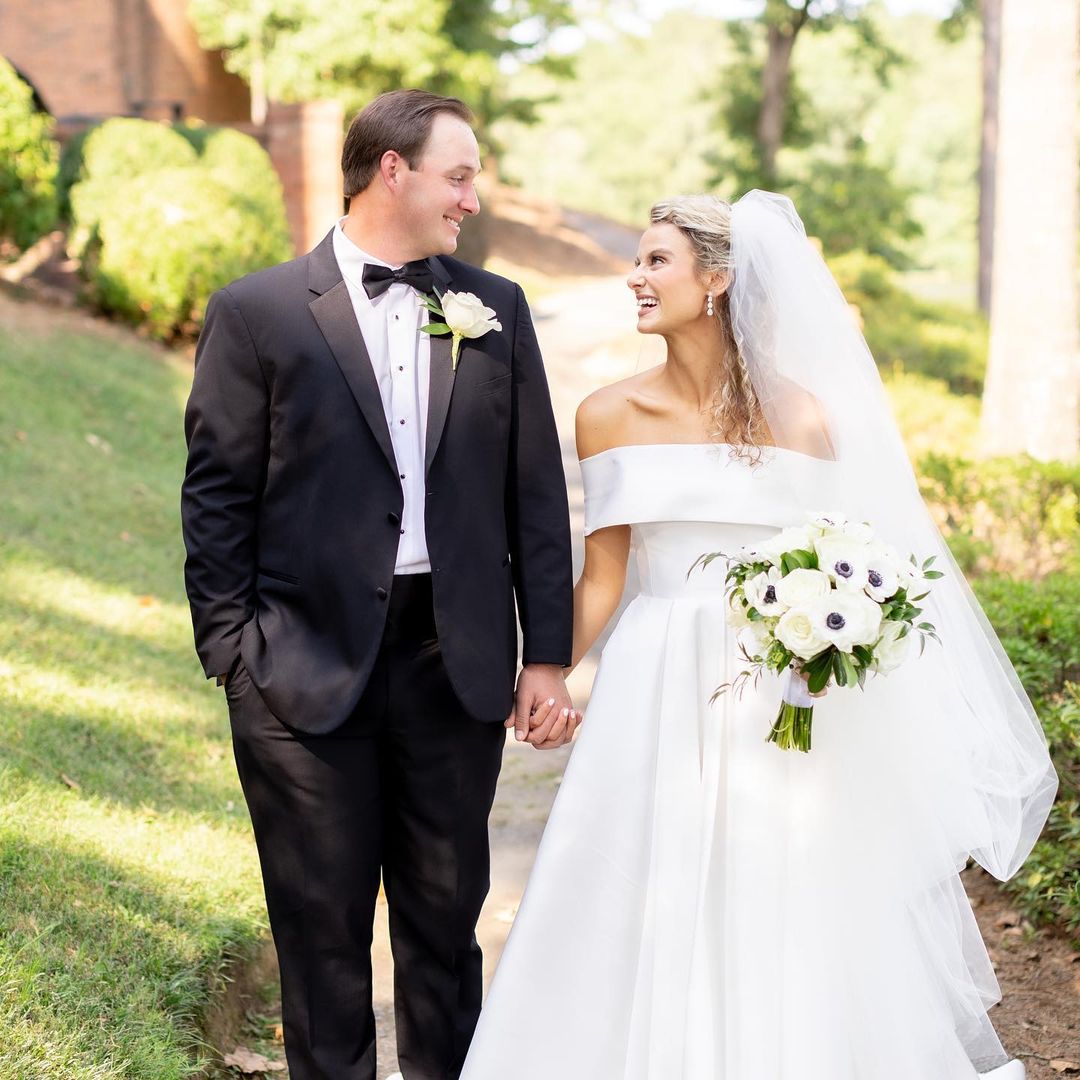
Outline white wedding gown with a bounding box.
[461,443,1031,1080]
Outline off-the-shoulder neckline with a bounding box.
[579,442,837,466]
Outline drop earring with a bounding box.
[706,294,714,317]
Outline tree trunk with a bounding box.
[980,0,1079,460]
[976,0,1001,314]
[757,22,799,185]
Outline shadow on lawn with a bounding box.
[0,832,262,1077]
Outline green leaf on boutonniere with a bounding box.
[420,322,450,335]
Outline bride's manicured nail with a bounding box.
[515,729,525,741]
[561,708,569,717]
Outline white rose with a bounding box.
[809,591,882,653]
[872,620,912,675]
[774,567,832,609]
[728,592,752,628]
[815,535,874,590]
[757,525,816,566]
[441,291,503,339]
[775,607,829,660]
[738,621,774,661]
[744,566,787,615]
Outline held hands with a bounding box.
[504,663,581,750]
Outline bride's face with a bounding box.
[627,223,710,334]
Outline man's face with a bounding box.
[396,113,481,258]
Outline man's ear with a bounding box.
[379,150,405,191]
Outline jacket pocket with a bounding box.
[474,372,511,396]
[257,567,300,585]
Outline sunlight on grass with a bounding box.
[0,300,268,1078]
[0,558,192,649]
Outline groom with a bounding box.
[181,90,575,1079]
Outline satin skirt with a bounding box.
[461,581,1025,1079]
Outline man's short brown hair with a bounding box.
[341,89,475,198]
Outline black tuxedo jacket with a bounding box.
[181,232,573,733]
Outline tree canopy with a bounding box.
[187,0,575,134]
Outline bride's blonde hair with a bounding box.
[649,194,767,461]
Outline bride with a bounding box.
[459,191,1056,1079]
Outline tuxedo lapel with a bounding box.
[425,256,457,476]
[307,234,397,474]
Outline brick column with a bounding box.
[265,99,344,255]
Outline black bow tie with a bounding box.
[361,260,435,300]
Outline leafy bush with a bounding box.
[1001,686,1080,943]
[0,58,59,251]
[68,119,197,257]
[976,575,1080,705]
[190,124,289,222]
[83,165,291,339]
[79,117,197,187]
[978,577,1080,943]
[883,369,979,459]
[919,453,1080,579]
[829,249,988,394]
[68,118,291,337]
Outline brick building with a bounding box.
[0,0,343,252]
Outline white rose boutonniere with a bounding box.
[421,290,502,370]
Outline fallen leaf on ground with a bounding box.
[223,1046,286,1073]
[60,773,80,790]
[1049,1061,1080,1073]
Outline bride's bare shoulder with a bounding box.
[770,376,836,460]
[575,367,664,460]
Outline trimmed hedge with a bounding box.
[919,453,1080,579]
[0,58,59,251]
[84,166,291,338]
[68,120,197,259]
[1002,687,1080,942]
[194,125,289,221]
[975,575,1080,707]
[978,575,1080,943]
[70,119,291,338]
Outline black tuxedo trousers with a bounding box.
[230,575,504,1080]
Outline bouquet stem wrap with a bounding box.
[771,668,816,752]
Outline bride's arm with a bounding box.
[570,389,631,672]
[570,525,630,671]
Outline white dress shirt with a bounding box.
[332,220,431,574]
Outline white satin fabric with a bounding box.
[461,444,1036,1080]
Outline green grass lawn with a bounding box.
[0,303,265,1078]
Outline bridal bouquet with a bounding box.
[697,513,942,752]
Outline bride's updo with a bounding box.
[649,194,767,458]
